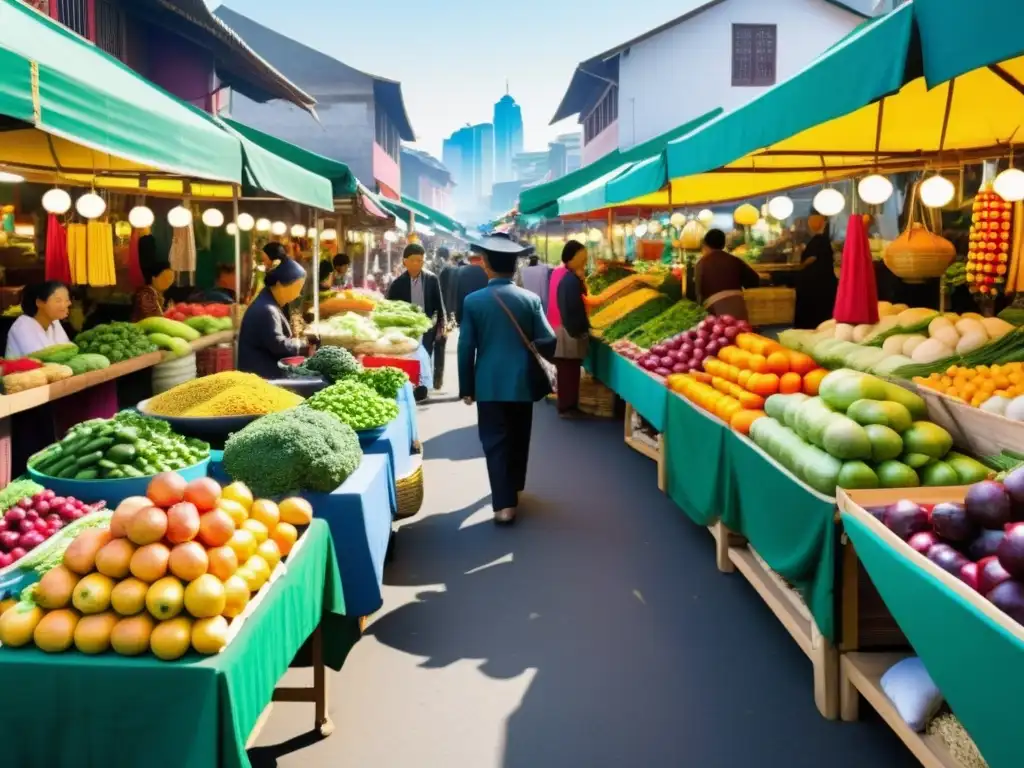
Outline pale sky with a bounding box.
[211,0,714,159]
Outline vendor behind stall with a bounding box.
[131,236,174,321]
[6,281,71,358]
[695,229,762,322]
[237,245,313,379]
[793,216,839,330]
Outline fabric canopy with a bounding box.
[660,0,1024,206]
[222,118,357,199]
[0,0,241,184]
[399,195,465,235]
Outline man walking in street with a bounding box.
[387,243,446,401]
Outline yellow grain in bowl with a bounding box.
[146,372,302,417]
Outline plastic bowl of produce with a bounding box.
[28,458,210,507]
[356,425,388,445]
[136,399,263,442]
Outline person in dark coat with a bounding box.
[237,245,312,379]
[458,233,555,525]
[695,229,762,322]
[455,254,489,325]
[554,241,590,417]
[387,243,446,399]
[438,248,459,322]
[793,219,839,329]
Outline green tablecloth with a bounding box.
[0,519,347,768]
[664,393,733,527]
[722,433,838,642]
[844,510,1022,768]
[586,341,669,432]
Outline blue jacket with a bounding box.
[458,278,555,403]
[236,288,305,379]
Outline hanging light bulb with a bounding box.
[225,222,238,236]
[612,224,625,237]
[320,228,338,242]
[167,206,192,228]
[383,230,398,243]
[669,212,686,228]
[201,208,224,228]
[588,228,603,243]
[920,174,955,208]
[858,175,894,205]
[0,171,24,184]
[270,221,287,236]
[994,168,1024,202]
[236,213,255,232]
[290,224,308,238]
[812,188,846,217]
[697,209,714,226]
[255,217,271,232]
[128,205,154,229]
[767,195,794,221]
[634,222,649,238]
[648,219,662,235]
[75,192,106,219]
[307,228,319,240]
[42,189,72,215]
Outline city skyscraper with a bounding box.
[493,84,523,184]
[442,122,495,214]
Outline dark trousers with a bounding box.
[554,358,582,412]
[477,402,533,510]
[433,334,447,389]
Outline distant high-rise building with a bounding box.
[554,132,583,173]
[442,122,495,213]
[493,86,524,183]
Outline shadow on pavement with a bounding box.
[421,424,483,462]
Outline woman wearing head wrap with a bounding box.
[236,251,312,378]
[131,236,174,321]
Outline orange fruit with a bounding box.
[198,509,236,548]
[271,523,298,556]
[168,541,210,582]
[747,354,768,374]
[730,409,765,435]
[221,482,254,512]
[803,368,828,396]
[249,500,280,530]
[130,543,171,583]
[227,529,258,563]
[779,372,803,394]
[222,576,250,619]
[207,546,239,582]
[241,519,269,544]
[216,500,248,528]
[766,351,791,376]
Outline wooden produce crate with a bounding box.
[744,287,795,326]
[624,402,666,492]
[913,384,1024,459]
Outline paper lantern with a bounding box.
[919,175,955,208]
[167,206,192,228]
[669,212,685,228]
[201,208,224,228]
[857,174,894,205]
[767,196,794,221]
[612,224,625,237]
[236,213,255,232]
[42,189,72,215]
[587,228,603,243]
[255,218,271,232]
[114,220,132,239]
[225,223,238,236]
[634,223,648,238]
[733,203,759,226]
[697,209,714,226]
[307,228,319,240]
[128,206,154,229]
[812,188,846,217]
[320,228,338,242]
[0,171,24,184]
[994,168,1024,203]
[271,221,287,236]
[647,219,662,235]
[75,192,106,219]
[290,224,307,238]
[679,220,706,250]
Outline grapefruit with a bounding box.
[168,541,209,582]
[147,472,187,507]
[227,529,258,563]
[111,578,149,616]
[33,609,79,652]
[166,502,200,544]
[217,499,248,528]
[35,565,80,610]
[192,615,229,654]
[110,496,152,538]
[222,576,250,618]
[271,523,298,556]
[249,499,280,529]
[221,482,254,512]
[127,506,168,546]
[184,478,221,512]
[184,574,226,618]
[146,577,185,620]
[74,611,118,654]
[110,614,155,656]
[206,546,239,582]
[198,509,235,547]
[234,567,260,593]
[241,519,268,544]
[95,538,137,579]
[63,528,113,575]
[0,602,44,647]
[244,555,271,589]
[151,616,193,660]
[256,539,281,571]
[130,542,171,583]
[72,573,115,614]
[279,497,313,526]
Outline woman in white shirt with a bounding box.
[6,281,71,358]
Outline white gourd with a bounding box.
[853,324,875,343]
[961,312,984,322]
[834,323,855,342]
[883,335,910,355]
[910,337,953,364]
[981,317,1014,339]
[817,318,837,333]
[956,332,988,356]
[1005,396,1024,421]
[902,335,930,357]
[928,317,960,348]
[980,396,1011,416]
[955,318,988,339]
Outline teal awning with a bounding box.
[0,0,242,183]
[222,118,357,198]
[399,195,465,234]
[606,154,665,205]
[557,164,633,216]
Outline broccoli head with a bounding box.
[299,346,361,383]
[222,407,362,497]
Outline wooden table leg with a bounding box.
[312,624,334,737]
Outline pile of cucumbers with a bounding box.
[29,412,210,481]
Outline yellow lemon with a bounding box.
[221,482,254,512]
[192,615,229,655]
[73,611,119,655]
[241,519,268,544]
[184,574,226,619]
[111,578,150,616]
[72,573,115,615]
[151,616,193,661]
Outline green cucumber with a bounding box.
[46,455,79,477]
[73,469,99,480]
[120,465,144,478]
[75,451,104,468]
[105,469,126,479]
[80,437,115,455]
[57,465,80,479]
[105,444,137,464]
[97,459,119,471]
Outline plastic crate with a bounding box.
[196,344,235,378]
[362,355,420,386]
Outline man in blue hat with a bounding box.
[458,233,556,525]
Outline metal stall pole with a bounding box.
[312,214,322,325]
[232,190,241,368]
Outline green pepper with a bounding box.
[73,469,99,480]
[75,451,104,468]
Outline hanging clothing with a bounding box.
[833,215,880,326]
[6,315,70,358]
[169,223,197,273]
[793,234,839,330]
[44,215,71,284]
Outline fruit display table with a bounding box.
[398,382,419,450]
[840,491,1023,768]
[210,453,393,619]
[586,341,668,432]
[0,519,346,768]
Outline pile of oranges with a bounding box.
[914,362,1024,407]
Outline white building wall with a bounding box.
[615,0,862,149]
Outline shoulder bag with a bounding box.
[493,293,557,400]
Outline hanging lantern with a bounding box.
[587,228,603,243]
[634,223,648,238]
[225,223,238,236]
[75,192,106,219]
[236,213,255,232]
[612,224,625,237]
[114,220,132,239]
[307,228,319,240]
[42,189,72,215]
[0,171,24,184]
[255,218,271,232]
[270,221,287,236]
[167,206,192,228]
[201,208,224,228]
[993,168,1024,203]
[858,175,894,205]
[669,212,685,229]
[697,209,714,226]
[679,219,706,250]
[733,203,759,227]
[128,205,154,229]
[919,175,955,208]
[767,196,794,221]
[320,228,338,242]
[290,224,308,238]
[812,188,846,217]
[647,219,661,235]
[383,230,398,243]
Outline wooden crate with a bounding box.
[914,384,1024,458]
[744,287,795,326]
[623,402,666,492]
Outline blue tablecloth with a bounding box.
[209,451,394,617]
[398,382,419,447]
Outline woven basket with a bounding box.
[579,373,615,418]
[883,182,956,281]
[395,458,424,519]
[744,287,795,326]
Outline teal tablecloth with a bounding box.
[586,341,669,432]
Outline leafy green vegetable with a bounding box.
[304,380,400,430]
[601,296,674,342]
[371,300,433,337]
[0,479,45,513]
[74,323,158,361]
[352,367,409,399]
[625,300,707,348]
[586,265,632,295]
[290,346,361,382]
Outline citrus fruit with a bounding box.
[63,528,112,575]
[234,567,260,592]
[34,609,79,653]
[111,578,149,616]
[222,576,250,618]
[130,542,171,582]
[207,546,239,582]
[151,616,193,660]
[192,615,229,654]
[126,506,168,546]
[168,541,209,582]
[34,565,80,610]
[72,573,115,614]
[110,496,151,538]
[73,611,118,654]
[217,499,248,528]
[241,519,268,544]
[0,602,43,647]
[184,574,226,618]
[244,555,271,588]
[184,477,222,513]
[110,614,155,656]
[256,539,281,571]
[198,509,235,548]
[95,538,137,579]
[147,472,187,507]
[271,523,298,556]
[221,482,254,512]
[278,497,313,526]
[146,577,185,620]
[249,499,280,530]
[166,502,200,544]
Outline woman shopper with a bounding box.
[458,233,555,526]
[554,241,590,418]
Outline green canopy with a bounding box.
[222,118,357,199]
[377,196,418,227]
[0,0,241,183]
[606,153,665,205]
[557,164,633,216]
[399,195,465,234]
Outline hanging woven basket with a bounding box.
[884,182,956,282]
